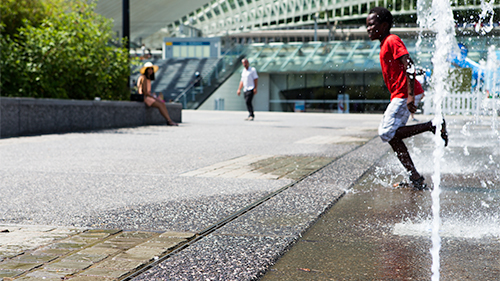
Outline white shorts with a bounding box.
[379,98,410,142]
[414,94,423,105]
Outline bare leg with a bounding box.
[393,121,433,140]
[388,137,420,181]
[151,101,178,126]
[394,120,448,146]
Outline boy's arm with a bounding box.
[400,54,417,113]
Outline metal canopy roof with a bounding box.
[245,36,500,74]
[94,0,210,47]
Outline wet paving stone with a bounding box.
[63,252,109,263]
[44,260,93,271]
[24,268,76,279]
[158,231,195,239]
[75,267,129,279]
[180,154,334,180]
[68,276,115,281]
[137,238,186,250]
[31,248,73,257]
[0,261,43,271]
[49,242,87,250]
[115,247,166,261]
[0,228,194,280]
[94,259,144,270]
[0,269,23,278]
[11,254,58,263]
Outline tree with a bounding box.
[0,0,131,100]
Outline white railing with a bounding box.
[423,91,499,116]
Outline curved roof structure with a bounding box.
[170,0,499,37]
[95,0,499,48]
[244,35,500,74]
[94,0,210,47]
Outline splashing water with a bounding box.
[477,0,495,34]
[485,46,499,130]
[418,0,497,280]
[417,0,456,280]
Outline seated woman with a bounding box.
[137,62,178,126]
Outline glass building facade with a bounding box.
[242,35,500,112]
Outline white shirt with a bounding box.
[241,67,258,92]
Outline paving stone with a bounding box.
[181,154,333,180]
[43,260,93,271]
[94,258,144,270]
[181,155,272,178]
[77,247,120,256]
[105,237,148,244]
[63,252,109,263]
[31,248,73,256]
[251,156,280,168]
[64,236,101,244]
[115,247,165,261]
[218,168,254,178]
[25,268,74,279]
[115,231,155,239]
[304,159,333,169]
[0,226,85,261]
[257,173,281,180]
[12,254,58,263]
[49,242,87,250]
[199,167,237,177]
[159,231,196,239]
[86,229,121,235]
[0,251,22,260]
[237,171,270,179]
[0,269,23,278]
[0,261,43,271]
[68,276,115,281]
[98,241,141,250]
[14,277,61,281]
[0,225,54,232]
[77,267,129,278]
[257,164,286,174]
[285,169,314,180]
[77,232,111,239]
[136,238,185,250]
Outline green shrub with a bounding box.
[0,0,131,100]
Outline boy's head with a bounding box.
[366,7,393,41]
[369,7,393,27]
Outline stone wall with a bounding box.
[0,97,182,139]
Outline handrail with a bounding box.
[174,45,247,108]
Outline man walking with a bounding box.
[237,58,258,121]
[366,7,448,190]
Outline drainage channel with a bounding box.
[119,137,386,280]
[119,156,341,281]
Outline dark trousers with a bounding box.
[244,90,254,117]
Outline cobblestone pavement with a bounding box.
[0,225,194,280]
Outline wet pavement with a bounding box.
[1,111,499,280]
[261,116,500,280]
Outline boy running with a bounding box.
[366,7,448,190]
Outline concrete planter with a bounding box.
[0,97,182,138]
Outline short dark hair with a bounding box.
[369,7,393,28]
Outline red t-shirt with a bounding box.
[380,34,415,100]
[415,79,424,96]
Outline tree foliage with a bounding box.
[1,0,131,100]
